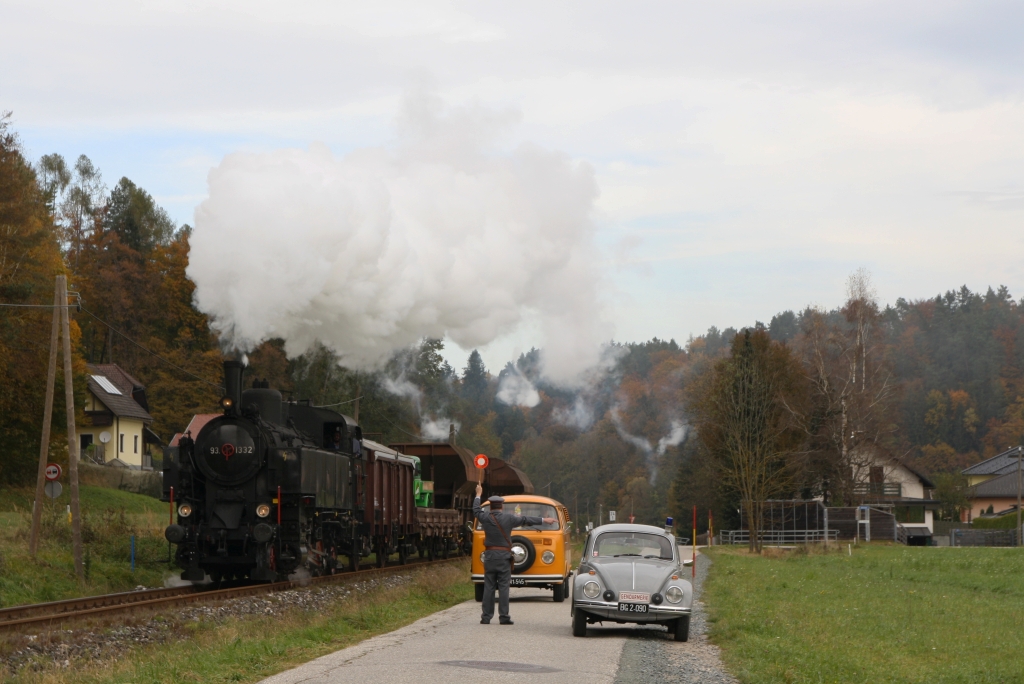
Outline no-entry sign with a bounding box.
[474,454,489,469]
[45,463,62,481]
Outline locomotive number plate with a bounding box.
[510,578,527,587]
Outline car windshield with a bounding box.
[476,503,560,530]
[592,532,673,560]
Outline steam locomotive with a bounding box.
[162,360,460,582]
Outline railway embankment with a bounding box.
[0,486,170,608]
[0,559,471,681]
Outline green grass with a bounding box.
[0,485,167,515]
[704,544,1024,683]
[0,487,171,607]
[10,561,473,684]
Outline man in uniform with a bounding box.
[474,483,557,625]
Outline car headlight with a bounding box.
[256,504,271,518]
[177,504,192,518]
[542,550,555,564]
[583,581,601,599]
[666,586,684,604]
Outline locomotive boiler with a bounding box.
[162,360,460,583]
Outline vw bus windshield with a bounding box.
[476,503,560,530]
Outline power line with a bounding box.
[79,306,223,390]
[0,303,77,308]
[364,405,424,441]
[315,396,362,408]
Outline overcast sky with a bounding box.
[6,1,1024,372]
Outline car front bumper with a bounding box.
[574,599,691,622]
[471,573,564,585]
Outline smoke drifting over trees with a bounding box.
[188,94,610,385]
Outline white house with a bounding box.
[79,363,160,469]
[848,449,940,539]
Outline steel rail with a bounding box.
[0,586,199,623]
[0,556,463,632]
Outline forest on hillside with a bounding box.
[3,113,1023,532]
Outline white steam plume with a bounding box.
[553,396,595,430]
[609,408,689,481]
[188,94,609,384]
[420,417,458,441]
[496,368,540,407]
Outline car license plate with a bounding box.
[510,578,527,587]
[618,602,648,613]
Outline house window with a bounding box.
[894,506,925,524]
[134,435,139,453]
[119,434,124,453]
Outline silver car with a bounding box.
[571,523,694,641]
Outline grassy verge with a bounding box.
[11,560,473,684]
[704,544,1024,684]
[0,487,171,606]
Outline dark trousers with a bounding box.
[481,557,512,621]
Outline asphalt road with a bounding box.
[259,547,734,684]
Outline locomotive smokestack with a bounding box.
[223,359,244,415]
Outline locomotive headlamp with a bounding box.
[542,550,555,564]
[220,396,234,409]
[256,504,271,518]
[177,504,192,518]
[666,586,684,604]
[583,581,601,599]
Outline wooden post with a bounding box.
[29,278,62,557]
[59,275,84,581]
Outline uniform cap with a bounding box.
[488,496,505,505]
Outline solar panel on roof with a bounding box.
[92,375,122,395]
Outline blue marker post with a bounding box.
[130,535,135,572]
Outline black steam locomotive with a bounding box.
[163,360,460,582]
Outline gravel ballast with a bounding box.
[1,573,413,676]
[613,553,737,684]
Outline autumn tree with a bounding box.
[687,329,805,552]
[796,270,900,502]
[0,114,78,483]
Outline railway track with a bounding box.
[0,556,464,633]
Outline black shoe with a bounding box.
[499,618,514,625]
[480,618,490,624]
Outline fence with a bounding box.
[721,529,839,545]
[951,528,1022,547]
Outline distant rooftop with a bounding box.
[962,448,1024,477]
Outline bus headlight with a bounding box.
[177,504,192,518]
[256,504,271,518]
[542,550,555,564]
[666,586,684,604]
[583,581,601,599]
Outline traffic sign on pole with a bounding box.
[45,463,62,481]
[609,510,616,522]
[44,481,62,499]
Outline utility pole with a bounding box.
[1016,445,1022,547]
[59,276,84,580]
[29,278,62,557]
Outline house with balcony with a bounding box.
[961,448,1024,521]
[846,450,940,544]
[79,363,161,469]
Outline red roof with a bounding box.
[169,414,220,446]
